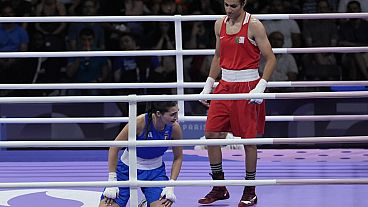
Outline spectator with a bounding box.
[262,0,302,48]
[302,0,318,13]
[243,0,268,14]
[68,0,101,15]
[34,0,67,51]
[159,0,178,15]
[112,33,160,116]
[28,31,67,84]
[0,4,29,83]
[66,28,110,94]
[302,0,341,80]
[183,20,213,115]
[338,1,368,80]
[147,21,177,95]
[260,31,298,86]
[67,0,105,50]
[0,0,32,28]
[186,0,223,14]
[338,0,368,12]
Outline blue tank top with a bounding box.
[135,113,173,159]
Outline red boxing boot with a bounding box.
[238,186,257,207]
[198,172,230,204]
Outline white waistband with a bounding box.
[221,68,259,82]
[121,150,163,170]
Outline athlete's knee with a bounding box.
[205,132,227,139]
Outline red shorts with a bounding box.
[205,79,265,138]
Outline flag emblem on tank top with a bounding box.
[235,36,245,44]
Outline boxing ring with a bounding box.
[1,12,368,207]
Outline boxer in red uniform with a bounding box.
[198,0,276,206]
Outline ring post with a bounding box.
[128,94,138,207]
[174,15,185,122]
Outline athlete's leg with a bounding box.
[245,145,257,175]
[238,144,258,207]
[198,131,230,204]
[206,131,227,164]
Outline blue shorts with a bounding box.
[101,161,169,207]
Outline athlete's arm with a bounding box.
[208,18,223,79]
[107,114,145,172]
[159,122,182,205]
[103,115,145,204]
[249,17,276,81]
[169,122,183,180]
[199,18,224,107]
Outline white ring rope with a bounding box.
[0,47,367,58]
[183,47,368,56]
[0,81,367,90]
[0,13,366,23]
[184,13,368,21]
[0,136,367,148]
[188,115,368,122]
[1,115,368,123]
[1,178,368,189]
[1,91,368,103]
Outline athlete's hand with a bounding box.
[199,77,215,107]
[249,79,267,104]
[161,186,176,202]
[103,172,119,205]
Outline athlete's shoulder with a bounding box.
[248,14,266,34]
[136,113,147,132]
[137,113,146,122]
[249,14,261,24]
[172,121,182,130]
[171,121,183,139]
[214,16,226,34]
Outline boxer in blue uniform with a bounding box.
[99,101,183,207]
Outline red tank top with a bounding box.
[219,12,260,70]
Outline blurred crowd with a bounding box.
[0,0,367,115]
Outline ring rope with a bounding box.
[1,91,368,103]
[0,13,366,23]
[0,178,367,189]
[0,81,367,90]
[0,47,367,58]
[0,136,367,148]
[1,115,368,123]
[183,47,368,56]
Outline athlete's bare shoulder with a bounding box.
[172,121,183,140]
[214,17,224,36]
[136,113,147,133]
[249,16,262,27]
[248,15,267,38]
